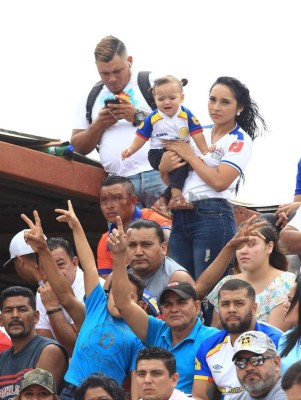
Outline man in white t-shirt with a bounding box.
[71,35,166,207]
[136,347,191,400]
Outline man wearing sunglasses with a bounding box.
[192,279,282,400]
[232,331,286,400]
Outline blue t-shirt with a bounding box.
[65,284,143,386]
[295,158,301,195]
[146,316,218,394]
[278,329,301,375]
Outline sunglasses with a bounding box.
[234,355,275,369]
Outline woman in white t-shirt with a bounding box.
[157,76,267,324]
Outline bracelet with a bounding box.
[46,307,63,315]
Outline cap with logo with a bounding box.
[143,289,160,317]
[232,330,277,361]
[159,281,197,305]
[20,368,57,394]
[3,229,46,268]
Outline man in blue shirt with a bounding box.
[108,216,218,395]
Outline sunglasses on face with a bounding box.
[234,355,275,369]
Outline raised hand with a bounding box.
[107,216,131,254]
[228,214,267,250]
[38,282,60,310]
[55,200,80,230]
[21,210,47,253]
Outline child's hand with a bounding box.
[208,144,216,153]
[203,144,216,155]
[55,200,80,230]
[121,148,133,160]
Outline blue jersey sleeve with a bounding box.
[136,111,156,140]
[182,106,203,135]
[194,341,213,381]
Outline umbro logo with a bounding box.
[212,364,223,370]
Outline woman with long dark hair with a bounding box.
[157,77,268,324]
[207,221,296,331]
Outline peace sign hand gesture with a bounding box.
[21,210,48,253]
[107,216,131,255]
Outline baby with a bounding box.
[122,75,215,210]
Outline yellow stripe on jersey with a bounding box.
[151,113,163,124]
[206,336,229,358]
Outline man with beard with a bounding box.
[192,279,282,400]
[233,331,286,400]
[0,286,68,400]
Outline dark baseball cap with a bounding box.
[159,281,197,305]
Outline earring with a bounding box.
[237,112,240,116]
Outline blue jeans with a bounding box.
[169,198,237,280]
[128,169,166,208]
[169,198,236,325]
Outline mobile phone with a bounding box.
[104,98,121,108]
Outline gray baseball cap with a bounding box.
[232,331,277,361]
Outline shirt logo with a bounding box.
[212,364,223,370]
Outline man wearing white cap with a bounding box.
[3,230,97,356]
[232,331,286,400]
[3,229,45,284]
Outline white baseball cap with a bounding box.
[3,229,43,268]
[232,331,277,360]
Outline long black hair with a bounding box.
[210,76,268,140]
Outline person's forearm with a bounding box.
[38,248,74,301]
[294,194,301,202]
[72,223,96,271]
[279,230,301,254]
[47,314,78,356]
[72,221,99,297]
[130,135,147,154]
[195,242,235,299]
[71,119,105,154]
[111,253,132,309]
[185,153,232,191]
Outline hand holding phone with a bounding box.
[104,98,121,108]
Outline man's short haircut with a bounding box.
[127,219,165,244]
[136,346,176,376]
[0,286,36,311]
[47,237,75,259]
[218,278,256,303]
[281,361,301,390]
[94,36,127,63]
[101,175,135,195]
[75,373,126,400]
[108,272,144,302]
